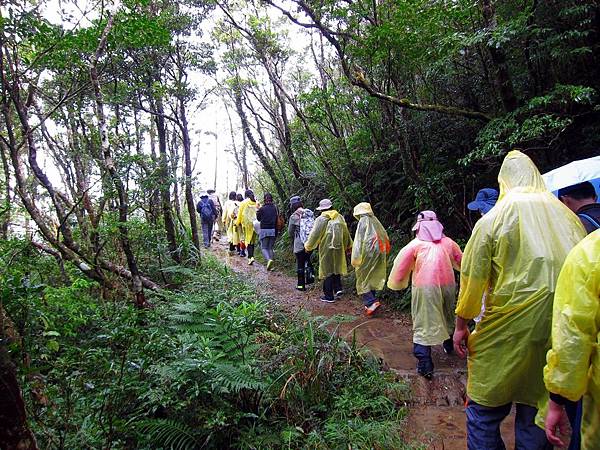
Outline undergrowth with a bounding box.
[2,240,416,449]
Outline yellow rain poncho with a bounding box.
[223,199,240,245]
[235,198,258,244]
[351,203,391,294]
[387,235,462,345]
[456,150,586,408]
[543,229,599,449]
[304,210,352,279]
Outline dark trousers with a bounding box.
[466,400,551,450]
[362,290,376,307]
[201,221,213,248]
[413,343,433,374]
[323,274,342,299]
[247,244,255,258]
[564,399,582,450]
[295,250,314,288]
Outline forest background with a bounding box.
[1,0,599,448]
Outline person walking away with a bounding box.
[545,181,599,449]
[543,229,599,450]
[288,196,315,291]
[387,211,462,379]
[304,198,352,303]
[453,150,586,450]
[257,193,277,271]
[558,181,600,233]
[207,189,222,241]
[236,189,259,265]
[352,202,391,316]
[467,188,499,323]
[235,193,246,256]
[197,191,218,248]
[223,191,238,254]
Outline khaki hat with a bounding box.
[316,198,333,210]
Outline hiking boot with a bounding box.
[364,301,381,317]
[443,338,454,355]
[296,285,306,291]
[320,295,335,303]
[248,257,255,265]
[335,290,344,298]
[266,260,274,271]
[239,251,246,257]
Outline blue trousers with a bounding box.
[201,221,213,248]
[413,343,433,374]
[466,400,551,450]
[362,290,377,307]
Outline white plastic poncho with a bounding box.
[351,203,390,295]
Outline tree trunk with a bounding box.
[90,14,147,306]
[0,306,38,450]
[233,85,288,202]
[154,95,181,263]
[481,0,518,112]
[177,97,201,251]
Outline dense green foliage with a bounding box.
[2,240,413,449]
[222,0,600,238]
[2,0,599,446]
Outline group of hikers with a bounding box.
[198,150,599,449]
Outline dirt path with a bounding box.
[211,242,515,449]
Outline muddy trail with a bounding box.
[211,242,515,449]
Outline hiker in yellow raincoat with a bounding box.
[235,189,259,265]
[543,229,599,449]
[223,191,239,254]
[453,150,586,449]
[351,202,390,316]
[304,198,352,303]
[387,210,462,379]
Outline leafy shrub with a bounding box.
[9,249,413,449]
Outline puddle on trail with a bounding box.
[212,243,516,449]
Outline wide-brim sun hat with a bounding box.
[353,202,373,218]
[316,198,333,210]
[412,210,444,242]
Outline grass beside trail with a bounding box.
[12,250,420,449]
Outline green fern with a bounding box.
[211,363,267,393]
[137,418,199,450]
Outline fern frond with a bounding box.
[137,418,199,450]
[211,363,267,393]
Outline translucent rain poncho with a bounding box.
[351,203,391,294]
[235,198,258,244]
[304,210,352,279]
[544,229,600,448]
[223,200,240,245]
[387,234,462,346]
[455,150,586,408]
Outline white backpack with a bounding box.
[298,209,315,243]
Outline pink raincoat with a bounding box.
[387,237,462,345]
